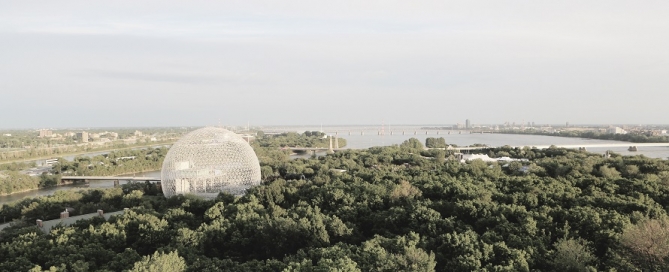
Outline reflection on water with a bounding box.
[342,133,669,158]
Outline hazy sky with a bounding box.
[1,1,668,128]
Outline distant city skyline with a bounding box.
[3,119,669,130]
[12,121,669,131]
[1,1,668,128]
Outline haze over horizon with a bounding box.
[1,1,668,129]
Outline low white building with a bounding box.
[457,154,528,163]
[607,127,627,134]
[458,154,497,163]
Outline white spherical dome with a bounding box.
[161,127,261,198]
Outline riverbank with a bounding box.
[497,130,669,143]
[1,177,107,197]
[0,169,163,206]
[0,181,86,197]
[0,166,162,199]
[0,187,41,197]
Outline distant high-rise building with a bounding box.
[76,131,89,143]
[566,122,569,128]
[465,119,471,129]
[38,129,52,138]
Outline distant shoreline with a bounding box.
[0,141,174,165]
[0,187,41,197]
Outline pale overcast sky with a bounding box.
[1,1,667,128]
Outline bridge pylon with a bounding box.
[328,136,334,153]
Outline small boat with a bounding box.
[628,146,638,152]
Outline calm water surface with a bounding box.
[269,125,669,158]
[343,133,669,158]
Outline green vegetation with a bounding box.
[53,147,168,176]
[503,129,669,143]
[425,137,447,148]
[2,139,669,271]
[129,250,187,272]
[0,147,167,196]
[0,171,40,196]
[253,131,346,149]
[0,161,36,171]
[0,127,186,163]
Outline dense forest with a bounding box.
[2,137,669,271]
[502,129,669,143]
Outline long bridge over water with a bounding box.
[265,129,496,136]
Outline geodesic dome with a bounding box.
[161,127,261,198]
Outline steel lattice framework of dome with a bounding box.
[161,127,261,198]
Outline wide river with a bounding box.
[2,128,668,205]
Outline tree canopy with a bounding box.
[2,139,669,271]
